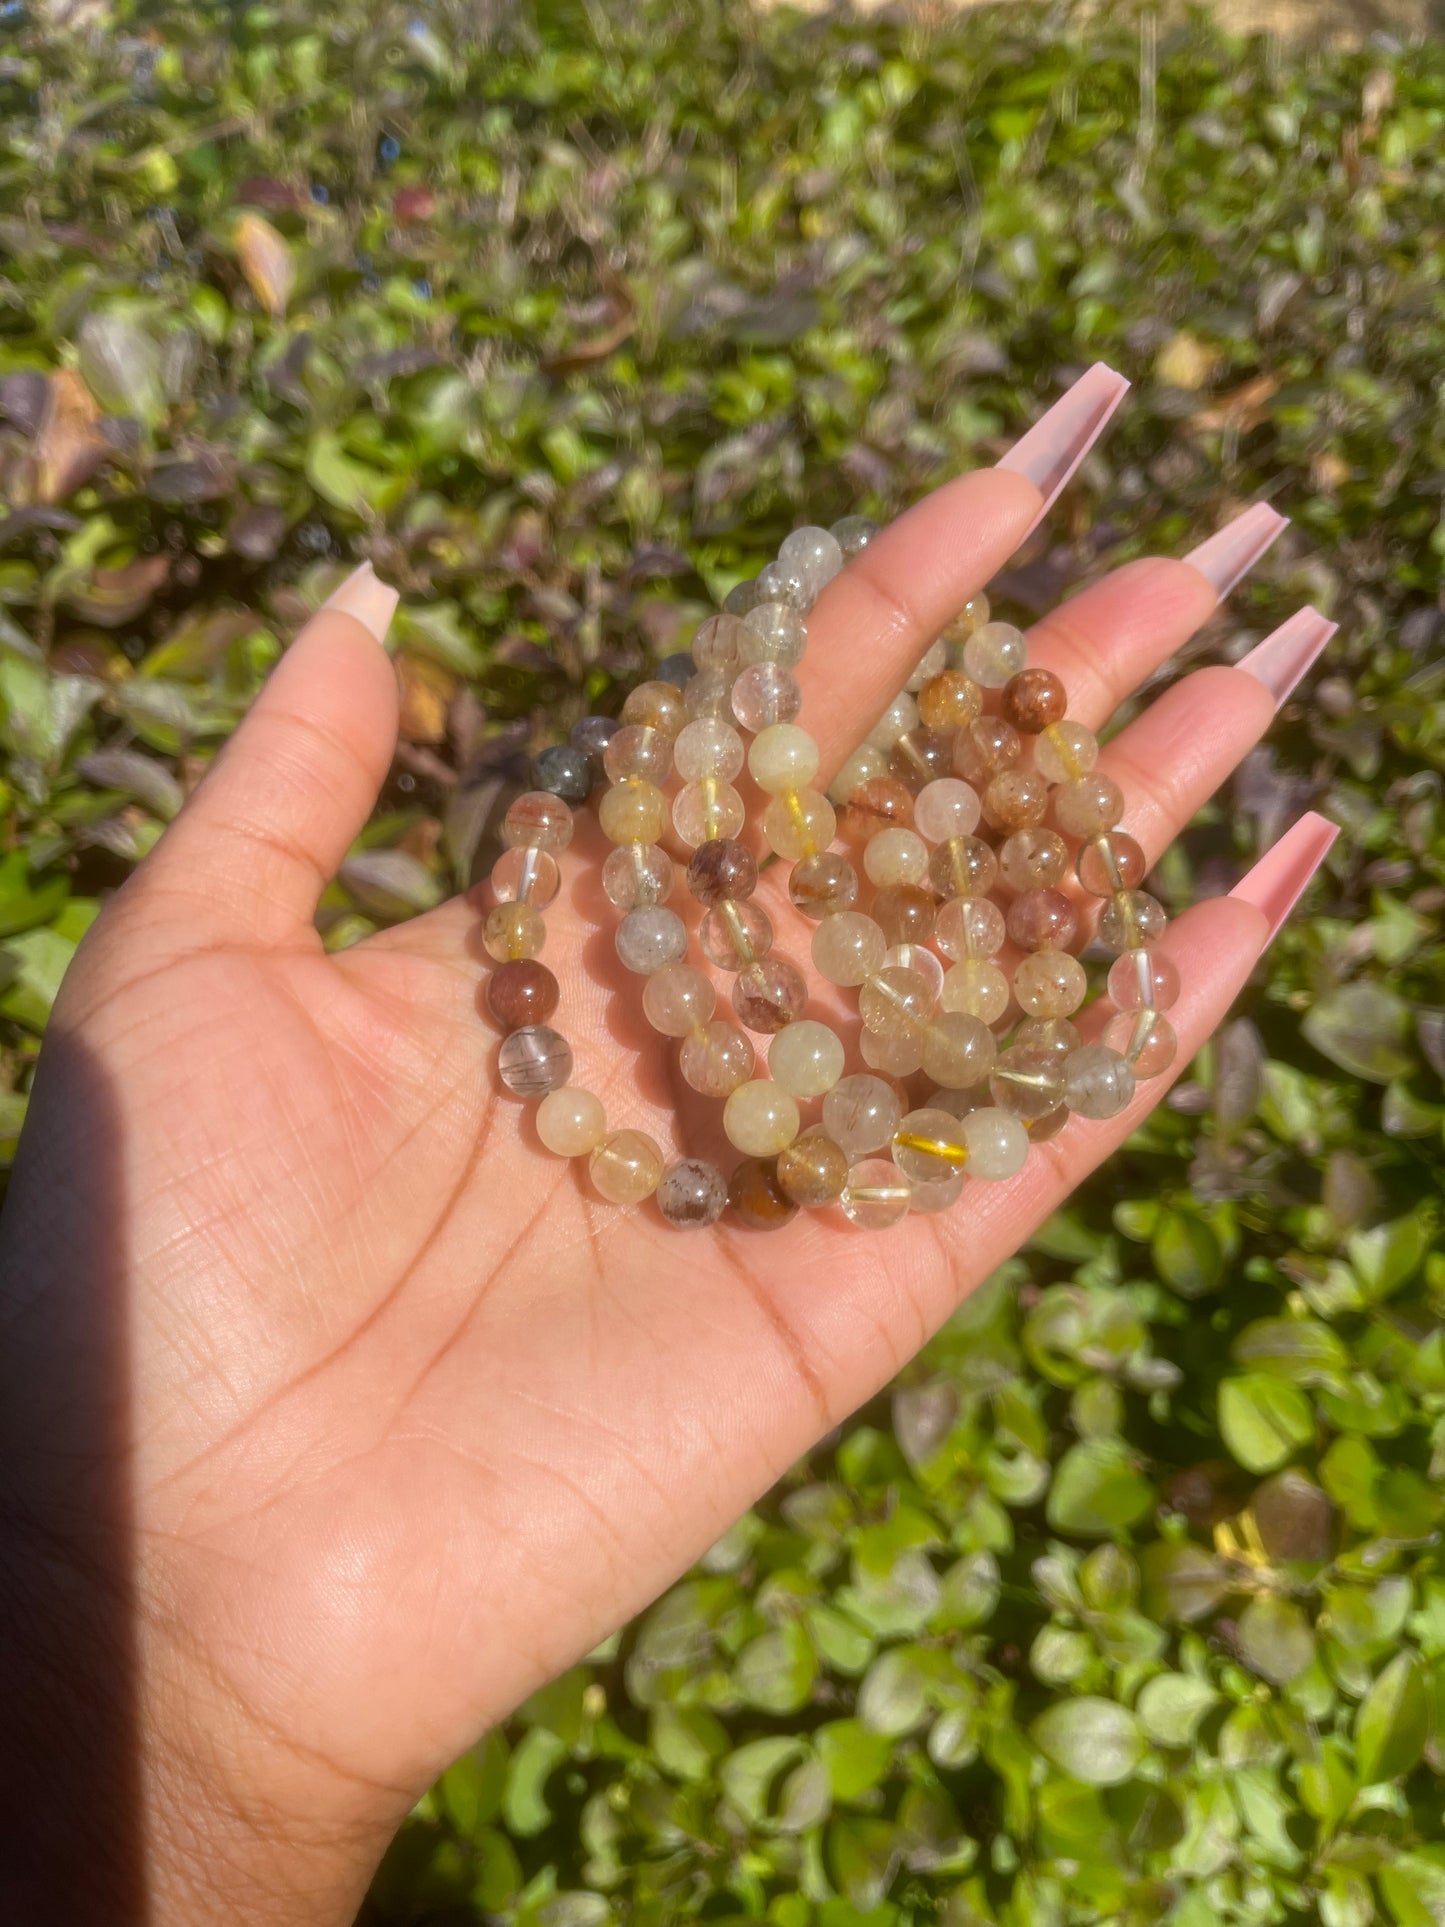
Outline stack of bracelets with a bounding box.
[481,515,1179,1232]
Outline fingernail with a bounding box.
[1228,810,1338,943]
[322,561,399,644]
[1184,502,1288,598]
[1236,605,1337,707]
[995,362,1131,536]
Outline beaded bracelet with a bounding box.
[485,512,1179,1231]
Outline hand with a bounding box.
[0,416,1335,1923]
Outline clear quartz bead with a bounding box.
[1064,1043,1137,1119]
[1099,890,1168,953]
[679,1020,754,1096]
[959,1107,1029,1180]
[731,662,802,732]
[642,964,716,1036]
[827,743,888,806]
[602,841,674,910]
[1035,719,1099,784]
[1013,950,1087,1018]
[724,1080,801,1157]
[830,514,877,556]
[840,1159,911,1229]
[859,965,934,1040]
[741,602,808,668]
[913,778,981,843]
[906,638,948,692]
[962,621,1027,688]
[502,790,575,853]
[866,692,919,751]
[990,1045,1067,1122]
[699,899,773,969]
[892,1107,970,1182]
[673,777,746,848]
[884,943,944,1004]
[604,724,672,786]
[1107,948,1180,1012]
[779,525,845,599]
[940,959,1010,1023]
[491,845,560,908]
[756,558,812,611]
[824,1075,904,1158]
[921,1012,995,1089]
[682,666,732,720]
[1103,1008,1177,1078]
[498,1025,572,1097]
[935,896,1006,960]
[589,1130,664,1204]
[673,716,744,782]
[615,906,688,974]
[863,827,929,887]
[860,1026,924,1076]
[812,911,886,986]
[769,1020,845,1098]
[691,611,750,675]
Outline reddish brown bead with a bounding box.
[728,1156,798,1229]
[486,959,560,1031]
[1006,887,1079,952]
[843,776,914,842]
[686,838,758,905]
[872,884,937,947]
[1001,667,1067,733]
[982,768,1050,831]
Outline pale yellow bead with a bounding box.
[769,1020,845,1099]
[589,1129,665,1204]
[599,779,668,844]
[748,722,820,795]
[827,743,888,807]
[1014,950,1088,1018]
[1035,719,1099,785]
[940,959,1011,1023]
[723,1079,801,1156]
[812,911,886,986]
[672,777,745,848]
[537,1087,607,1157]
[762,787,836,860]
[863,826,929,887]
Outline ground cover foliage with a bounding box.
[1,0,1444,1920]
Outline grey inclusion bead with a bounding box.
[498,1025,572,1098]
[533,743,592,803]
[615,905,688,975]
[656,1158,728,1228]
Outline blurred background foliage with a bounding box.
[1,0,1444,1920]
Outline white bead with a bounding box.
[914,778,982,843]
[779,525,845,599]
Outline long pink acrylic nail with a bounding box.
[1228,811,1339,943]
[1236,606,1337,707]
[995,362,1131,536]
[1184,503,1288,598]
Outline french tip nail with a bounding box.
[322,560,399,644]
[995,362,1131,530]
[1228,811,1339,944]
[1183,502,1288,598]
[1235,606,1338,707]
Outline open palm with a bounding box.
[0,451,1330,1923]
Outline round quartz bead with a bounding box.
[1064,1043,1136,1119]
[999,828,1069,893]
[673,778,746,849]
[983,769,1050,832]
[1028,1107,1071,1144]
[1104,1008,1178,1078]
[842,776,914,842]
[954,716,1022,785]
[756,560,811,611]
[483,902,546,962]
[603,723,673,786]
[864,827,929,887]
[960,1107,1029,1180]
[885,943,944,1002]
[1108,948,1181,1012]
[929,1086,987,1121]
[892,1107,970,1183]
[748,723,819,794]
[1099,890,1168,953]
[866,691,920,752]
[1016,1016,1082,1056]
[830,513,877,556]
[616,906,688,975]
[732,662,802,733]
[913,777,982,844]
[943,592,990,644]
[890,728,954,792]
[1035,720,1100,785]
[762,789,836,861]
[680,1020,755,1096]
[859,965,934,1040]
[790,851,858,920]
[570,713,619,770]
[533,743,592,804]
[657,1159,729,1228]
[692,611,750,675]
[1001,666,1067,733]
[780,525,845,599]
[1013,950,1088,1019]
[621,680,686,738]
[599,779,668,845]
[700,899,773,970]
[777,1132,849,1207]
[724,1080,801,1157]
[828,743,889,808]
[536,1086,606,1157]
[602,841,673,910]
[824,1075,904,1158]
[861,1026,924,1077]
[742,602,807,668]
[491,845,561,909]
[686,838,758,906]
[589,1129,665,1204]
[812,911,886,987]
[907,639,948,692]
[683,667,732,721]
[642,964,716,1036]
[940,959,1010,1023]
[935,896,1006,961]
[498,1025,572,1098]
[656,652,696,689]
[1007,887,1079,952]
[840,1159,911,1229]
[486,959,559,1031]
[673,716,744,783]
[909,1170,965,1214]
[930,834,998,901]
[1053,772,1125,837]
[732,957,808,1034]
[728,1156,797,1229]
[990,1045,1067,1122]
[962,620,1028,688]
[1077,831,1148,897]
[503,790,574,854]
[723,577,762,616]
[769,1020,845,1099]
[922,1012,996,1089]
[918,670,983,733]
[872,884,936,947]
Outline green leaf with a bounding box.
[1218,1374,1315,1473]
[1030,1698,1145,1787]
[0,850,68,938]
[1354,1652,1427,1785]
[1236,1595,1316,1685]
[1046,1438,1155,1536]
[1302,983,1414,1083]
[305,430,406,515]
[734,1622,816,1714]
[1152,1209,1224,1298]
[816,1719,895,1802]
[1136,1673,1219,1747]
